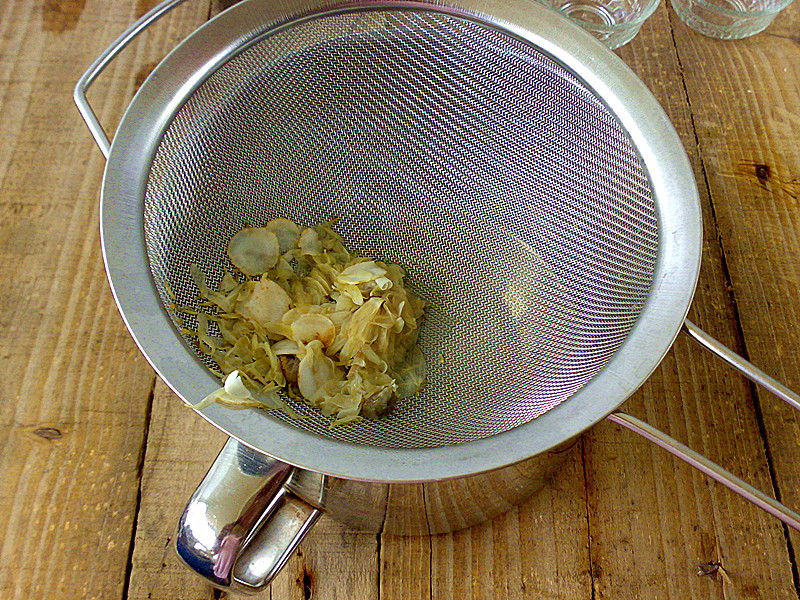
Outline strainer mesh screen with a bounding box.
[144,8,659,449]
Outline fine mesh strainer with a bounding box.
[76,0,800,592]
[146,7,660,448]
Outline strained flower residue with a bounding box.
[182,218,426,427]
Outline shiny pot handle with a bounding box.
[176,438,321,594]
[608,318,800,531]
[74,0,191,158]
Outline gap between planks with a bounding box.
[665,10,800,594]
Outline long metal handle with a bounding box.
[607,319,800,531]
[73,0,191,158]
[683,318,800,412]
[608,413,800,531]
[176,438,322,594]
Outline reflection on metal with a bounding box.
[176,436,577,591]
[233,495,321,590]
[176,439,319,594]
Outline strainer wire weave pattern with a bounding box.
[144,7,659,449]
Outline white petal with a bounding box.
[228,227,280,276]
[298,228,323,256]
[290,313,336,347]
[297,340,342,401]
[266,218,300,253]
[224,370,253,399]
[237,279,292,326]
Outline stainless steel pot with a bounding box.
[76,0,800,594]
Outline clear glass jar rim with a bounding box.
[542,0,663,32]
[674,0,793,17]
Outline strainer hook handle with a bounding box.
[682,318,800,411]
[74,0,191,158]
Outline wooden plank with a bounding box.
[0,0,184,598]
[269,519,379,600]
[0,0,235,598]
[513,442,594,600]
[669,0,800,555]
[423,442,591,600]
[577,4,799,599]
[124,380,228,600]
[380,534,431,600]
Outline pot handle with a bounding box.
[175,438,322,595]
[607,318,800,531]
[74,0,191,158]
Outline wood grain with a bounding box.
[422,442,591,600]
[125,380,227,600]
[669,4,800,559]
[0,1,157,597]
[2,0,799,598]
[0,1,222,598]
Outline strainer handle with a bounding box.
[608,318,800,530]
[74,0,191,158]
[608,413,800,531]
[682,319,800,411]
[175,438,322,595]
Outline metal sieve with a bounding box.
[76,0,800,592]
[146,7,659,448]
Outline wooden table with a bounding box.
[2,0,799,597]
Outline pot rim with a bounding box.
[101,0,701,483]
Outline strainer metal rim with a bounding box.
[101,0,701,482]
